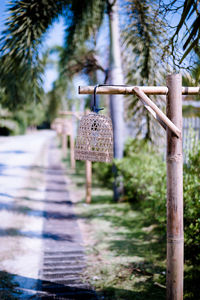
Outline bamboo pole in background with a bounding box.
[85,109,92,204]
[85,160,92,204]
[166,74,183,300]
[62,133,67,157]
[70,134,75,170]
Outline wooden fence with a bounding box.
[182,117,200,163]
[125,117,200,163]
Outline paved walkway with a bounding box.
[37,140,97,299]
[0,131,97,299]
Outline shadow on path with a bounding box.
[0,271,97,299]
[0,227,74,241]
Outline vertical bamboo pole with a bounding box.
[85,109,92,203]
[166,73,183,300]
[70,134,75,170]
[62,133,67,157]
[86,160,92,204]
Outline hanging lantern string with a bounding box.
[93,85,104,114]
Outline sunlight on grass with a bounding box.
[76,196,166,299]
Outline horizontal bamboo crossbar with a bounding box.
[133,87,181,138]
[79,86,200,95]
[59,111,82,120]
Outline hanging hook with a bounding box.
[93,85,104,114]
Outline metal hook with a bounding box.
[93,84,104,114]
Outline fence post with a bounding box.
[166,73,183,300]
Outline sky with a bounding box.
[0,0,7,32]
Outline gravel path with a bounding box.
[0,131,97,299]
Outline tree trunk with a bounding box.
[108,0,124,201]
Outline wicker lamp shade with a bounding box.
[62,120,72,135]
[51,118,62,133]
[56,122,63,135]
[75,113,113,162]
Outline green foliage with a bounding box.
[93,161,113,189]
[9,104,45,135]
[93,138,200,267]
[116,139,166,224]
[184,143,200,265]
[0,0,68,108]
[0,96,48,135]
[1,0,67,62]
[61,0,106,64]
[122,0,167,85]
[120,139,200,266]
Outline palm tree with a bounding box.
[121,0,167,142]
[107,1,124,200]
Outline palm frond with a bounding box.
[166,0,200,63]
[0,0,69,108]
[0,0,68,65]
[61,0,107,63]
[121,0,167,141]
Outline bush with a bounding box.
[184,144,200,265]
[93,138,200,266]
[116,139,166,223]
[120,139,200,265]
[92,161,113,189]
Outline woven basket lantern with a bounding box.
[75,112,113,162]
[51,118,62,133]
[62,119,72,135]
[55,122,63,135]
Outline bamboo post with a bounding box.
[85,160,92,203]
[79,81,185,295]
[166,74,183,300]
[62,133,67,157]
[84,109,92,203]
[56,124,62,145]
[70,134,75,170]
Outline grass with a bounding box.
[64,156,167,300]
[76,195,166,300]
